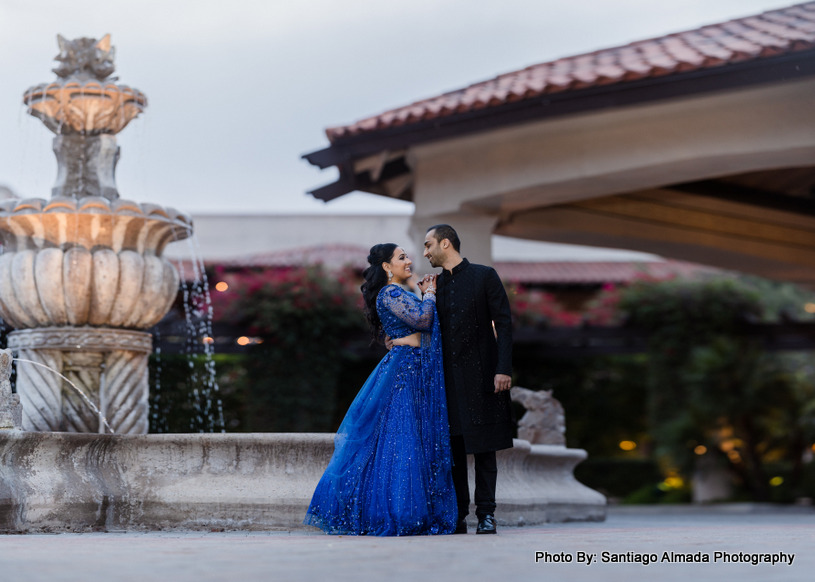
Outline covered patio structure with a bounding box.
[304,2,815,286]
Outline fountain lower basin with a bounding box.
[0,432,605,532]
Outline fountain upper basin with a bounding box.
[23,80,146,135]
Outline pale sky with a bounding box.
[0,0,799,215]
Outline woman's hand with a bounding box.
[418,274,437,295]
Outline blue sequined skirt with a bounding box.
[304,345,457,536]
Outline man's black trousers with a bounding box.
[450,434,497,520]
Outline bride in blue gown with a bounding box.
[304,243,457,536]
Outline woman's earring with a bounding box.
[387,271,393,281]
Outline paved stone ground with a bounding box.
[1,505,813,582]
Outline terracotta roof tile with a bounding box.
[326,2,815,142]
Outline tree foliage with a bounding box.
[618,277,815,500]
[209,265,367,431]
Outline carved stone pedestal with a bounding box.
[0,349,23,430]
[8,327,152,434]
[52,134,121,200]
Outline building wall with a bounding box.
[164,213,659,272]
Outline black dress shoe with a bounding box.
[476,514,497,534]
[454,519,467,534]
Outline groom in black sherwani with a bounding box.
[422,224,514,535]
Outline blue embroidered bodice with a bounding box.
[376,284,435,340]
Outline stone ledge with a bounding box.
[0,432,605,532]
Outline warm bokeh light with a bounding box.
[694,445,707,455]
[657,470,685,492]
[202,336,214,345]
[719,438,744,452]
[805,303,815,313]
[237,336,251,346]
[618,440,637,451]
[215,281,229,292]
[727,450,741,462]
[769,476,784,487]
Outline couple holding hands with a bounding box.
[305,224,514,536]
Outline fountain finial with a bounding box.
[22,34,148,199]
[23,34,146,138]
[53,34,116,81]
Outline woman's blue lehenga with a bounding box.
[304,284,457,536]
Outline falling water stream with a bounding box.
[171,233,226,432]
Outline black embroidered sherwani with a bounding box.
[435,258,514,520]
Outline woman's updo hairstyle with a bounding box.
[360,243,398,342]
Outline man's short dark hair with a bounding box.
[427,224,461,252]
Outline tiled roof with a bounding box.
[326,2,815,142]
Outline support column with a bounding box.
[13,347,63,432]
[8,327,152,434]
[61,352,104,433]
[0,349,23,430]
[103,348,150,434]
[52,134,121,200]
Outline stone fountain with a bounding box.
[1,34,190,434]
[0,35,604,532]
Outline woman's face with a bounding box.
[384,247,413,284]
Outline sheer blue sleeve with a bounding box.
[377,285,436,335]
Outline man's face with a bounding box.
[423,230,445,268]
